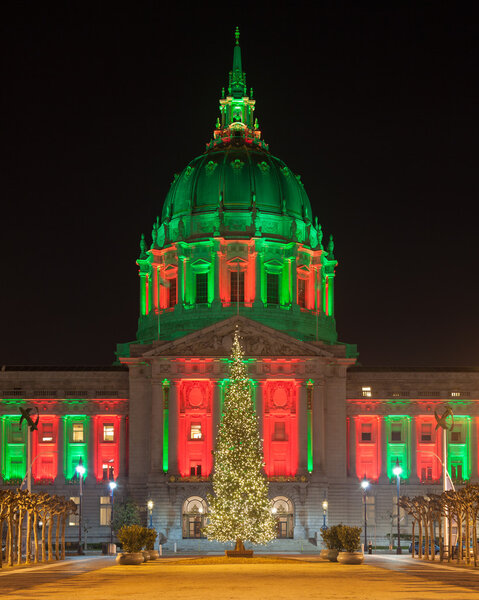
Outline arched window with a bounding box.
[182,496,208,539]
[271,496,294,539]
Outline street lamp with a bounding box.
[109,480,117,544]
[393,458,403,555]
[147,500,154,528]
[360,476,370,551]
[321,500,328,531]
[76,458,86,555]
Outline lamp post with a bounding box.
[76,458,86,555]
[360,476,370,551]
[321,500,328,531]
[147,500,154,528]
[109,481,117,544]
[393,458,403,555]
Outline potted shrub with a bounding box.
[320,525,344,562]
[337,526,364,565]
[116,525,146,565]
[145,528,159,560]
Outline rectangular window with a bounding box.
[41,422,54,443]
[230,270,245,303]
[421,466,433,482]
[273,422,287,441]
[297,278,306,308]
[103,424,115,442]
[421,423,432,442]
[10,428,24,443]
[168,277,177,308]
[266,273,279,305]
[102,462,115,481]
[190,423,202,440]
[391,425,402,442]
[451,430,461,443]
[100,496,112,526]
[69,497,80,526]
[362,386,372,398]
[451,464,463,481]
[196,273,208,304]
[72,423,84,443]
[190,464,202,476]
[361,424,372,442]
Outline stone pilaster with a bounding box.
[150,380,163,475]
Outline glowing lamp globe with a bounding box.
[393,460,403,477]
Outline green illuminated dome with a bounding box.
[124,28,343,354]
[162,145,312,227]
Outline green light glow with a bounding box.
[1,415,27,481]
[307,411,313,473]
[384,415,411,479]
[447,415,471,481]
[63,415,89,479]
[162,379,170,473]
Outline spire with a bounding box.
[229,26,246,98]
[208,29,267,151]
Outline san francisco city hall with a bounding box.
[1,33,478,551]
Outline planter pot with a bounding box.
[148,550,160,560]
[320,549,339,562]
[337,552,364,565]
[116,552,145,565]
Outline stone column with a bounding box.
[297,382,308,474]
[379,416,388,482]
[150,380,163,475]
[253,242,263,307]
[119,414,127,478]
[290,257,297,309]
[312,380,325,475]
[349,415,357,477]
[87,415,95,483]
[57,415,64,483]
[168,381,178,475]
[212,242,221,307]
[256,379,264,442]
[212,380,221,449]
[410,415,419,483]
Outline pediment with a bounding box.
[143,316,333,358]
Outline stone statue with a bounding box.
[178,217,186,240]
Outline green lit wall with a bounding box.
[1,415,27,481]
[385,415,411,479]
[63,415,89,479]
[447,415,471,481]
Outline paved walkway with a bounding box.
[2,554,479,599]
[0,556,115,594]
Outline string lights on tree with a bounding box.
[205,328,276,554]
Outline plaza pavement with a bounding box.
[2,554,479,599]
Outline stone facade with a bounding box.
[1,32,476,551]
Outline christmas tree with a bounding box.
[205,329,276,553]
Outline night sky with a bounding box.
[1,4,477,367]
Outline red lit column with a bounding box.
[253,242,263,307]
[212,380,221,450]
[380,417,387,481]
[57,416,64,482]
[150,380,163,475]
[297,382,308,474]
[410,416,419,483]
[119,416,127,478]
[256,380,264,444]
